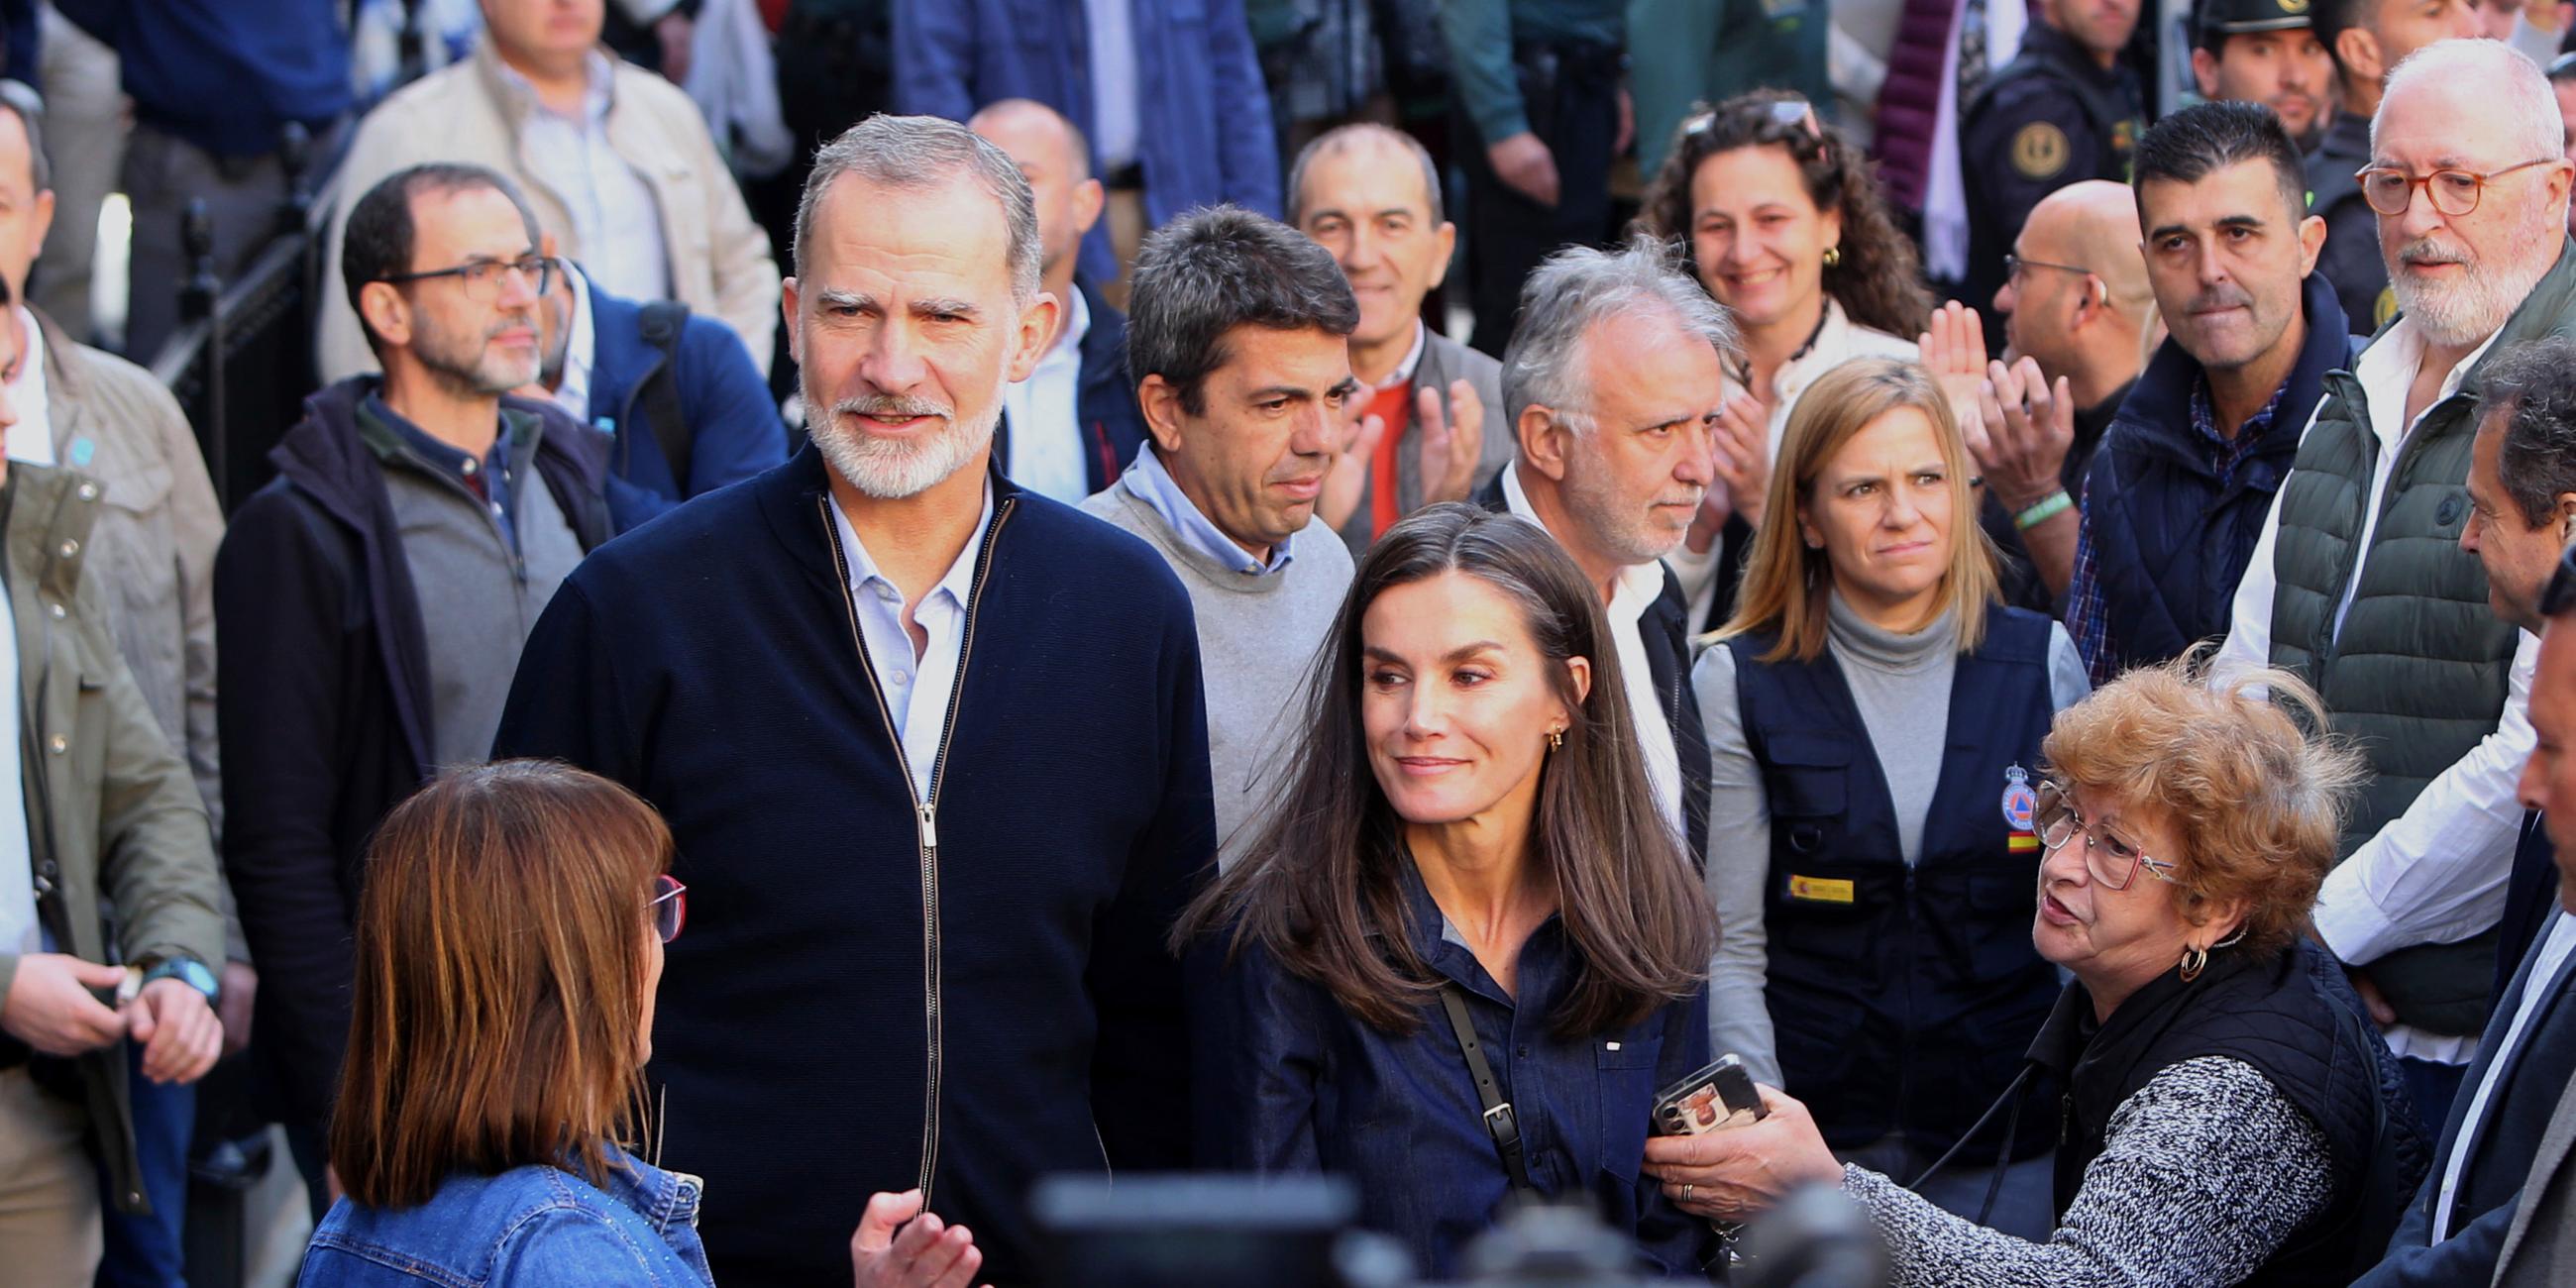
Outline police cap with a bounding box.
[2197,0,2312,47]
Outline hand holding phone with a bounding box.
[1653,1054,1769,1136]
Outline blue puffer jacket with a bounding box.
[2080,271,2355,675]
[299,1148,714,1288]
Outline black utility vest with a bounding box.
[1731,606,2060,1159]
[2033,942,2429,1286]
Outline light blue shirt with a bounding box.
[500,50,670,304]
[1127,446,1293,577]
[828,483,997,800]
[1001,286,1092,504]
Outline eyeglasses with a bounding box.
[649,874,688,944]
[2354,159,2559,218]
[376,254,558,302]
[2033,782,2182,891]
[2004,254,2093,283]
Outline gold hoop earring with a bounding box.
[1548,728,1564,751]
[1822,245,1842,268]
[2178,944,2208,983]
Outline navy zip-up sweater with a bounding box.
[492,444,1215,1287]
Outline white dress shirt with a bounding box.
[549,261,599,430]
[2434,910,2576,1239]
[1502,463,1685,841]
[2216,316,2520,1064]
[0,580,29,956]
[828,483,997,801]
[505,51,671,306]
[1002,286,1092,505]
[5,306,53,465]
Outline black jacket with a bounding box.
[2080,272,2352,675]
[2040,941,2426,1286]
[492,446,1213,1285]
[215,377,611,1135]
[1473,470,1712,859]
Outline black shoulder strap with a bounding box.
[1438,985,1538,1196]
[635,300,694,496]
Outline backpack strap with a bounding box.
[635,300,694,495]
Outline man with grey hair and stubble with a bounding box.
[2217,37,2576,1129]
[493,114,1216,1286]
[1475,235,1729,868]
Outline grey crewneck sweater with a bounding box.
[1082,475,1354,868]
[1686,593,2089,1083]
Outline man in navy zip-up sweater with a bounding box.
[493,115,1213,1287]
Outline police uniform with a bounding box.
[2308,109,2391,336]
[1961,21,2147,327]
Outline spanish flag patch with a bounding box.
[2008,831,2041,853]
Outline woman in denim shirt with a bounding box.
[1181,505,1724,1281]
[298,762,989,1288]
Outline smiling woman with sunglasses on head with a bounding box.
[1650,660,2430,1287]
[299,761,991,1288]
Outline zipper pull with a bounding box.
[918,802,938,850]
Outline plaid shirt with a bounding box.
[2067,377,2283,684]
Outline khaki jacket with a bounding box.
[314,35,780,383]
[0,463,226,1213]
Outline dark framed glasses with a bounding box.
[2034,782,2181,891]
[650,874,688,944]
[2354,159,2559,218]
[376,254,558,302]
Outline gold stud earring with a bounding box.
[1822,245,1843,268]
[1547,728,1564,751]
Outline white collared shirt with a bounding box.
[828,483,997,801]
[2216,315,2522,1064]
[2435,910,2576,1239]
[1002,286,1092,505]
[6,306,53,465]
[504,51,670,305]
[1501,462,1685,840]
[1372,321,1429,392]
[550,261,598,429]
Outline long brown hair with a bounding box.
[1636,90,1934,340]
[1716,359,2001,663]
[331,760,673,1209]
[1173,503,1716,1036]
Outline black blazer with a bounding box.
[1473,471,1713,859]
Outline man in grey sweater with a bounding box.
[1082,207,1358,867]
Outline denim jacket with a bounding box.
[1188,860,1721,1280]
[298,1147,715,1288]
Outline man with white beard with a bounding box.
[2216,38,2576,1128]
[492,115,1216,1286]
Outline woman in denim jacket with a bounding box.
[1180,505,1725,1280]
[297,761,989,1288]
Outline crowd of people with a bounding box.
[16,1,2576,1287]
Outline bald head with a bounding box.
[1287,124,1445,227]
[969,99,1103,285]
[2044,181,2152,311]
[1997,181,2152,399]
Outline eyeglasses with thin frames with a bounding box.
[2004,254,2093,284]
[2353,159,2560,218]
[376,254,558,303]
[650,874,687,945]
[2033,781,2181,891]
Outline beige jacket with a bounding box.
[30,310,222,834]
[314,35,779,382]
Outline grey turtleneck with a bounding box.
[1686,594,2089,1084]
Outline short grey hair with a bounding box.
[793,113,1042,304]
[2375,40,2564,169]
[1501,235,1740,428]
[1285,123,1445,227]
[2479,337,2576,526]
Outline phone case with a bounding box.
[1652,1054,1769,1135]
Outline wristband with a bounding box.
[140,957,219,1006]
[2013,490,2074,531]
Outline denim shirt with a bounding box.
[1188,860,1720,1281]
[298,1147,715,1288]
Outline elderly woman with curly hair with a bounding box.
[1649,660,2430,1287]
[1637,89,1937,629]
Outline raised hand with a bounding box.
[1419,379,1486,505]
[1970,356,2076,511]
[1317,402,1388,533]
[1710,392,1772,531]
[1918,300,1990,437]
